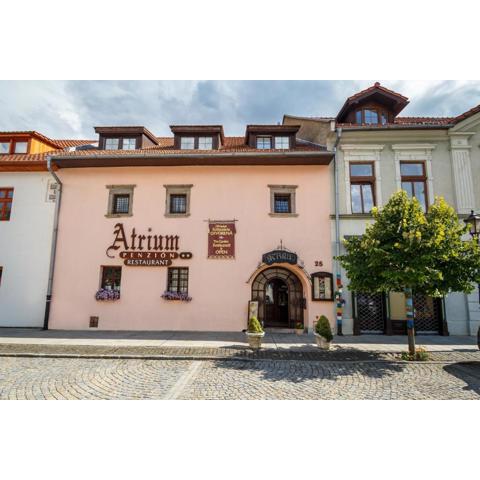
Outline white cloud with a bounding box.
[1,80,479,139]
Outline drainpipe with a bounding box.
[43,156,62,330]
[333,127,343,335]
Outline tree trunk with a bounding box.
[404,287,416,356]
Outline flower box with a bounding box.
[95,289,120,301]
[161,291,192,302]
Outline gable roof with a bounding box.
[336,82,410,122]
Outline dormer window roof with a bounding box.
[336,82,409,124]
[170,125,225,150]
[94,126,159,150]
[245,124,300,149]
[0,131,62,155]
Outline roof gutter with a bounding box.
[339,125,452,131]
[52,150,331,161]
[43,156,62,330]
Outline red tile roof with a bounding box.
[394,117,455,125]
[53,139,97,148]
[346,82,408,103]
[0,135,328,171]
[452,103,480,124]
[58,136,327,156]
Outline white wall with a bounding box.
[332,133,473,335]
[0,172,55,327]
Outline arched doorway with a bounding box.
[251,267,304,328]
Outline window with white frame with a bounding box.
[122,138,136,150]
[274,136,290,149]
[180,137,195,149]
[256,136,272,149]
[198,137,213,150]
[105,138,120,150]
[0,141,10,154]
[13,141,28,153]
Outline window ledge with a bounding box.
[164,213,191,218]
[329,213,374,219]
[105,213,133,218]
[269,213,299,218]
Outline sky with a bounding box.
[1,80,479,140]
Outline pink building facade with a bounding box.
[48,125,335,331]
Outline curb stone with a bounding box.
[0,350,479,364]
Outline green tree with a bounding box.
[337,191,480,354]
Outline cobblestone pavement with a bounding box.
[1,356,479,400]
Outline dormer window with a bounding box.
[180,137,195,149]
[354,108,388,125]
[337,83,409,125]
[171,125,224,150]
[14,141,28,153]
[122,138,136,150]
[364,109,378,124]
[0,142,10,154]
[105,138,119,150]
[256,136,272,149]
[95,127,159,150]
[246,125,300,150]
[274,136,290,149]
[198,136,213,150]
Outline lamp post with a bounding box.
[463,210,480,349]
[464,210,480,242]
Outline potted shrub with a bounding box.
[295,322,304,335]
[245,316,265,349]
[314,315,333,350]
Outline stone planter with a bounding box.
[314,333,331,350]
[295,328,304,336]
[245,332,265,349]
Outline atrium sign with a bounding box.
[262,250,298,266]
[106,223,192,266]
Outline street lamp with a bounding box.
[464,210,480,349]
[464,210,480,241]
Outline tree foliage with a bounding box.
[337,191,480,296]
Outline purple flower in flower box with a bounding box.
[95,289,121,301]
[161,291,192,302]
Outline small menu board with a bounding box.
[312,272,333,301]
[208,222,236,259]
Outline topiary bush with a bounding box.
[248,316,264,334]
[315,315,333,342]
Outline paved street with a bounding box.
[1,356,479,400]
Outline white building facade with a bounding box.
[0,132,93,327]
[284,83,480,336]
[0,171,56,327]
